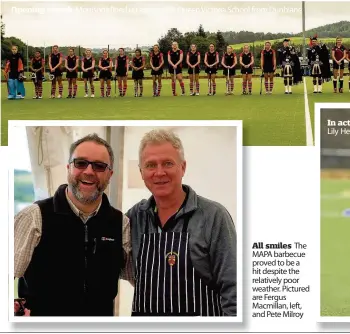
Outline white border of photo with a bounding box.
[8,119,243,323]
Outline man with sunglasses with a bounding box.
[14,133,132,316]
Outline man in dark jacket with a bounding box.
[14,133,132,316]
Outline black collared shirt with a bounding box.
[152,189,189,232]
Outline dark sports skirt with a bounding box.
[66,71,78,79]
[223,68,235,76]
[132,70,144,80]
[241,67,253,74]
[151,69,163,76]
[99,70,112,80]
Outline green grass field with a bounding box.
[230,37,350,50]
[1,76,350,146]
[321,177,350,316]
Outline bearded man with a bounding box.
[14,133,132,316]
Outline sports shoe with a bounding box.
[196,92,199,96]
[57,95,62,99]
[84,94,88,98]
[67,95,72,98]
[91,94,95,98]
[38,96,42,99]
[33,96,37,99]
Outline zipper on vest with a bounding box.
[84,224,88,293]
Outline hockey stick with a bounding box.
[192,66,196,96]
[226,68,230,95]
[207,70,212,96]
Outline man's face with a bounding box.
[140,142,186,198]
[35,52,40,58]
[12,46,18,54]
[312,40,317,47]
[67,141,113,205]
[283,41,289,48]
[53,46,58,53]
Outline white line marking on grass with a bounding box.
[303,77,314,146]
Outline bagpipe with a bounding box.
[307,35,332,81]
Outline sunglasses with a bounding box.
[70,158,111,172]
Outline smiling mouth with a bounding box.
[79,180,96,186]
[154,181,169,185]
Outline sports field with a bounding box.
[1,76,349,146]
[321,176,350,316]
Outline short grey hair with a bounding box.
[139,129,185,164]
[69,133,114,168]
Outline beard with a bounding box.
[68,172,109,205]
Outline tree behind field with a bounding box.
[197,24,206,38]
[215,31,227,54]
